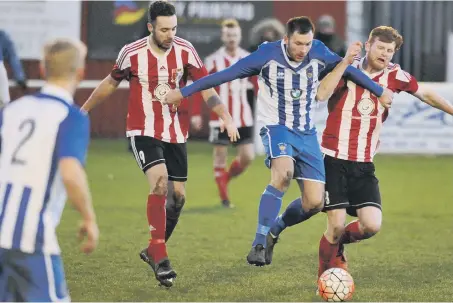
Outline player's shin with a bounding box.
[147,194,168,263]
[340,220,377,244]
[318,234,340,277]
[227,159,245,180]
[229,144,254,180]
[252,185,284,247]
[214,166,229,201]
[165,192,185,242]
[270,196,321,237]
[341,207,382,244]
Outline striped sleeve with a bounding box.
[393,67,419,94]
[111,45,132,82]
[175,37,208,81]
[110,39,146,81]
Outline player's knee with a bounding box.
[361,220,381,237]
[312,198,324,212]
[270,170,292,191]
[330,224,346,242]
[270,165,293,191]
[239,151,255,167]
[279,170,293,189]
[172,191,186,212]
[304,193,324,212]
[214,147,228,160]
[152,176,168,195]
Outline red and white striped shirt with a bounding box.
[111,36,208,143]
[321,57,419,162]
[192,47,257,128]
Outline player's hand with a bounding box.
[379,87,394,109]
[191,115,203,131]
[163,89,183,107]
[220,119,240,142]
[78,219,99,254]
[343,41,363,65]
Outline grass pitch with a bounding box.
[58,140,453,301]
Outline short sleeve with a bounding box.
[56,108,90,166]
[392,68,419,94]
[110,45,132,82]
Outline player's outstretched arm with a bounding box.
[343,66,393,108]
[413,86,453,115]
[81,75,120,113]
[317,41,362,101]
[343,66,384,97]
[163,49,266,106]
[60,158,99,254]
[200,88,240,142]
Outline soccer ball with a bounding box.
[318,268,355,302]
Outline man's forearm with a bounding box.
[60,159,96,222]
[419,89,453,115]
[212,103,233,123]
[317,60,349,101]
[202,91,233,123]
[81,75,119,112]
[344,66,383,97]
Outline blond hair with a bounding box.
[221,19,239,28]
[42,38,87,79]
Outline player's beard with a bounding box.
[366,55,386,73]
[152,30,172,51]
[286,45,304,62]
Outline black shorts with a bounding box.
[323,155,381,217]
[129,136,187,182]
[209,126,253,146]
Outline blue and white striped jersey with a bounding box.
[181,39,383,133]
[0,85,90,255]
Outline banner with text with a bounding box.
[0,1,81,60]
[86,1,273,60]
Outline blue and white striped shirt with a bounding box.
[181,39,384,133]
[0,85,90,255]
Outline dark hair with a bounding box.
[368,26,403,51]
[286,16,315,36]
[148,1,176,24]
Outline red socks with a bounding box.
[214,167,229,201]
[214,159,246,201]
[318,234,339,277]
[227,159,245,180]
[146,194,167,263]
[340,220,363,244]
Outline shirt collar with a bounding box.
[40,84,74,105]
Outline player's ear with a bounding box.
[283,35,289,44]
[147,22,153,34]
[76,67,85,83]
[365,41,371,53]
